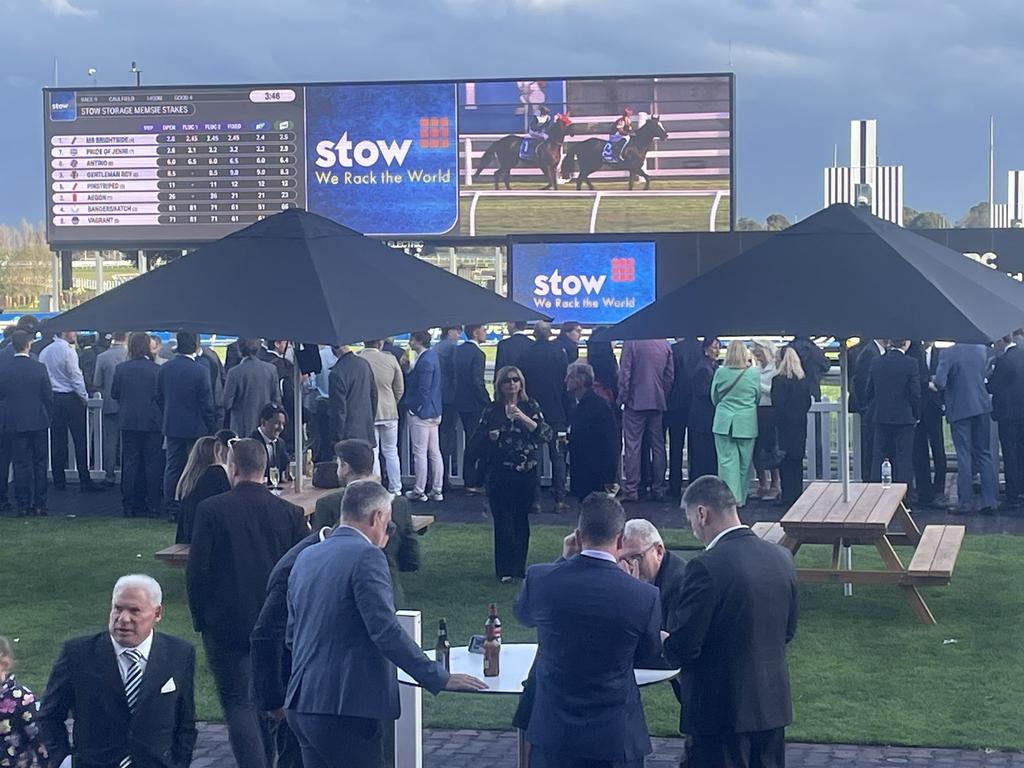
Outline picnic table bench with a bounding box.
[753,482,964,625]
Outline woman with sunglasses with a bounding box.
[474,365,552,582]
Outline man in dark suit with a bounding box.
[665,338,704,496]
[519,321,570,510]
[494,321,534,380]
[223,338,281,438]
[113,332,166,518]
[0,331,53,517]
[934,343,998,514]
[565,362,618,501]
[909,341,947,507]
[987,335,1024,507]
[286,480,485,767]
[0,317,39,512]
[665,476,798,768]
[262,340,296,452]
[38,574,197,768]
[852,338,887,480]
[865,339,921,484]
[328,344,377,448]
[252,402,292,486]
[157,332,216,519]
[435,326,462,490]
[515,493,662,768]
[187,438,307,768]
[554,320,582,365]
[453,324,491,491]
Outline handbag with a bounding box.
[755,446,787,470]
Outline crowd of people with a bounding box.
[1,468,798,768]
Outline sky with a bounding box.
[3,0,1024,230]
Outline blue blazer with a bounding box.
[514,554,662,762]
[934,343,992,423]
[156,355,216,439]
[285,527,449,720]
[111,357,163,433]
[0,355,52,433]
[404,346,443,420]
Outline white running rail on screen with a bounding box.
[461,188,730,235]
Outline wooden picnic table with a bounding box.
[752,482,964,625]
[155,484,434,567]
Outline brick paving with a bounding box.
[193,722,1024,767]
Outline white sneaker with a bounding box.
[405,490,428,502]
[428,490,444,502]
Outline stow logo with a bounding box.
[534,258,635,297]
[50,92,77,122]
[315,117,450,169]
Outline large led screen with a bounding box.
[43,74,732,246]
[510,241,656,325]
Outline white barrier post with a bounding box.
[395,610,423,768]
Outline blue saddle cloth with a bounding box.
[519,138,534,161]
[602,140,623,163]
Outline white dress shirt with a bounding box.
[39,337,88,400]
[580,549,617,563]
[705,524,749,551]
[111,631,154,684]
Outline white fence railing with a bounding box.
[462,188,730,235]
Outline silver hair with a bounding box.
[341,479,394,523]
[567,361,594,389]
[112,574,163,607]
[623,519,663,549]
[533,320,552,340]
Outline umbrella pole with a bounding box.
[293,344,303,494]
[838,339,853,596]
[838,340,850,502]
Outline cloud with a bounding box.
[40,0,94,16]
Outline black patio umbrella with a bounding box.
[43,208,546,344]
[43,208,548,490]
[598,203,1024,498]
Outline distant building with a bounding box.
[823,119,904,226]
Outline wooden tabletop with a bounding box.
[781,482,908,537]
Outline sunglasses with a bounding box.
[502,376,522,384]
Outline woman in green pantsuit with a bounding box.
[711,340,761,506]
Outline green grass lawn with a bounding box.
[1,517,1021,749]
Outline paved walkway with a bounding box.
[191,723,1023,767]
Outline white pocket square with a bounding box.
[160,677,176,694]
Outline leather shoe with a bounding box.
[978,506,997,516]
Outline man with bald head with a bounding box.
[664,476,798,768]
[38,574,197,768]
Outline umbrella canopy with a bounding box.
[42,208,547,343]
[599,204,1024,344]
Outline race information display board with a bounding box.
[44,74,732,246]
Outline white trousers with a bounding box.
[373,420,402,493]
[408,414,443,494]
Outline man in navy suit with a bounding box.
[38,574,197,768]
[910,342,947,507]
[934,343,997,514]
[987,335,1024,508]
[494,321,534,381]
[665,476,798,768]
[285,480,486,768]
[156,332,216,519]
[0,331,53,516]
[515,492,662,768]
[865,340,921,484]
[453,324,491,491]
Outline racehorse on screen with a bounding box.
[474,114,575,190]
[561,116,668,191]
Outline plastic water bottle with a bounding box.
[881,458,892,488]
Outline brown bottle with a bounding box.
[435,618,451,672]
[483,603,501,678]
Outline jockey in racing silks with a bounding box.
[606,106,633,161]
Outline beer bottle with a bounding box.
[435,618,451,672]
[483,603,501,678]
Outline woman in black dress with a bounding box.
[173,430,234,543]
[476,365,552,582]
[687,337,721,480]
[771,348,813,505]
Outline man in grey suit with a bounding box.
[934,342,997,514]
[223,338,281,438]
[285,480,486,768]
[93,332,129,485]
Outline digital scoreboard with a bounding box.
[44,74,734,246]
[46,86,307,245]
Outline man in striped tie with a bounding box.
[38,574,198,767]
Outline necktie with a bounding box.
[120,648,143,768]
